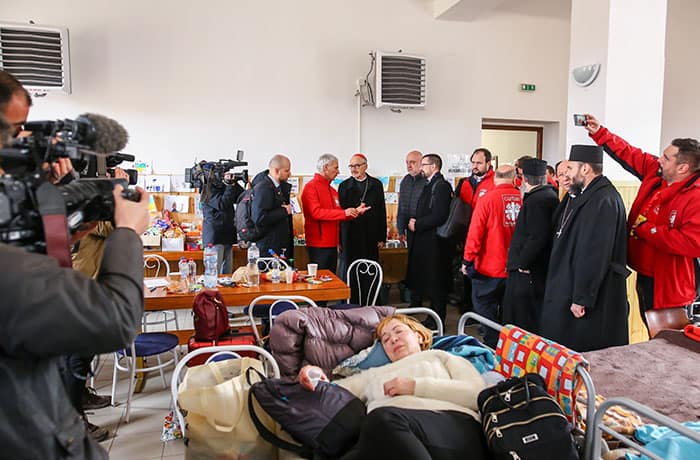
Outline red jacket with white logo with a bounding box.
[591,126,700,308]
[301,173,350,248]
[464,183,522,278]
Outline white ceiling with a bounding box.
[433,0,571,22]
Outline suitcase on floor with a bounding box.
[187,327,257,367]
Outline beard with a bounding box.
[569,179,584,196]
[473,169,485,177]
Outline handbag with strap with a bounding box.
[177,357,277,459]
[247,368,366,459]
[477,373,579,460]
[437,178,472,240]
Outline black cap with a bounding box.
[521,158,547,176]
[569,145,603,163]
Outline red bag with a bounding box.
[186,328,257,366]
[192,289,229,341]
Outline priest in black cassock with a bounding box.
[338,153,387,281]
[540,145,629,352]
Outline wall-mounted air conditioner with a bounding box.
[374,51,425,108]
[0,22,71,95]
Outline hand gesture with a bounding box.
[356,203,372,215]
[298,365,328,391]
[113,185,150,234]
[570,303,586,318]
[383,377,416,397]
[345,208,360,218]
[583,114,600,135]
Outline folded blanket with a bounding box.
[432,335,495,374]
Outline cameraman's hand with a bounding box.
[109,167,129,181]
[584,114,600,135]
[49,158,74,184]
[113,185,150,234]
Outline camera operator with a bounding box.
[201,168,244,274]
[0,169,150,459]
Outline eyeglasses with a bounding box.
[348,163,367,169]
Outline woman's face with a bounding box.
[379,319,424,362]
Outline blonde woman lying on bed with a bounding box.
[298,314,490,460]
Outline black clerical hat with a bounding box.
[521,158,547,176]
[569,145,603,163]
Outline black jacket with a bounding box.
[540,176,629,352]
[201,182,244,246]
[502,185,559,331]
[396,173,427,235]
[406,172,453,296]
[251,170,293,257]
[0,229,144,459]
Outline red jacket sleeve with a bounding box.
[590,127,660,181]
[464,193,489,261]
[635,193,700,257]
[301,183,348,222]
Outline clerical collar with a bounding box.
[268,174,280,188]
[354,175,367,182]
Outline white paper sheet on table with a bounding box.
[144,278,170,289]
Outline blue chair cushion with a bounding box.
[124,332,179,357]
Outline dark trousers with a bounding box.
[636,274,654,328]
[462,275,473,313]
[61,354,93,412]
[341,407,488,460]
[306,246,338,273]
[472,276,506,348]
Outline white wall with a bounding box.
[6,0,570,177]
[661,0,700,144]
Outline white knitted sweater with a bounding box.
[337,349,486,421]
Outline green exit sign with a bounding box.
[520,83,536,91]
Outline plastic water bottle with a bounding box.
[203,244,218,289]
[270,258,281,284]
[306,367,322,390]
[247,261,260,287]
[178,257,190,292]
[188,258,197,286]
[247,242,260,265]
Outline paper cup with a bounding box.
[307,263,318,278]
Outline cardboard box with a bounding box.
[161,237,184,251]
[141,234,161,247]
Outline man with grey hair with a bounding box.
[502,158,559,333]
[251,154,294,258]
[301,153,368,272]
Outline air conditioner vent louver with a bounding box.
[0,22,71,94]
[375,51,425,108]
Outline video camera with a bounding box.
[0,115,140,252]
[185,150,249,191]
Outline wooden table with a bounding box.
[145,269,349,311]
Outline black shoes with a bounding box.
[84,417,109,443]
[82,387,111,410]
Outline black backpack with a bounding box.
[477,373,579,460]
[247,369,365,459]
[235,187,261,243]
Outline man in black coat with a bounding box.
[338,153,387,280]
[502,158,559,333]
[201,169,244,274]
[406,154,453,325]
[540,145,629,352]
[251,154,294,260]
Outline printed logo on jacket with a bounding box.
[503,196,521,226]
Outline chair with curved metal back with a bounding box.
[247,295,318,346]
[346,258,383,306]
[111,332,180,422]
[143,254,179,331]
[171,344,280,437]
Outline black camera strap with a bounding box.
[35,182,72,268]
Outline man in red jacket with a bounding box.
[301,153,368,273]
[462,165,522,347]
[585,114,700,324]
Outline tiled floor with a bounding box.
[96,296,473,460]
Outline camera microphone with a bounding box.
[79,113,129,153]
